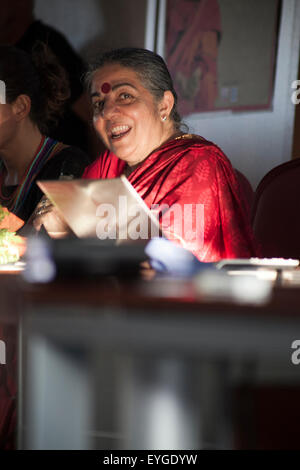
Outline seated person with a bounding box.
[0,43,90,449]
[0,44,89,225]
[81,47,257,262]
[0,0,95,156]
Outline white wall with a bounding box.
[35,0,300,189]
[34,0,147,60]
[35,0,105,53]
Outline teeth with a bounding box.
[110,125,130,136]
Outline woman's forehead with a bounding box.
[91,64,140,91]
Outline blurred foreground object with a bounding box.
[23,237,147,283]
[194,269,272,305]
[0,206,24,232]
[145,237,213,277]
[0,206,26,263]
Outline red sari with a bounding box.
[83,135,257,261]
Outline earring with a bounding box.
[161,116,167,122]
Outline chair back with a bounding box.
[235,168,254,217]
[252,158,300,258]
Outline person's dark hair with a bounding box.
[0,42,70,133]
[85,47,183,130]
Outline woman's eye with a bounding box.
[92,101,104,114]
[119,92,132,100]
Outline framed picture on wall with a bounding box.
[154,0,281,116]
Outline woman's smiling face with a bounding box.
[90,64,173,166]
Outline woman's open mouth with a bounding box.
[109,125,131,141]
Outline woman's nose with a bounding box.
[101,99,119,119]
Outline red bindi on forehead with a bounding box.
[101,82,111,94]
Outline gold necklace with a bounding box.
[174,133,194,140]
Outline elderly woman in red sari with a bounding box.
[81,48,256,262]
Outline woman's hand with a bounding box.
[31,197,70,238]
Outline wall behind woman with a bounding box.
[35,0,147,60]
[35,0,300,189]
